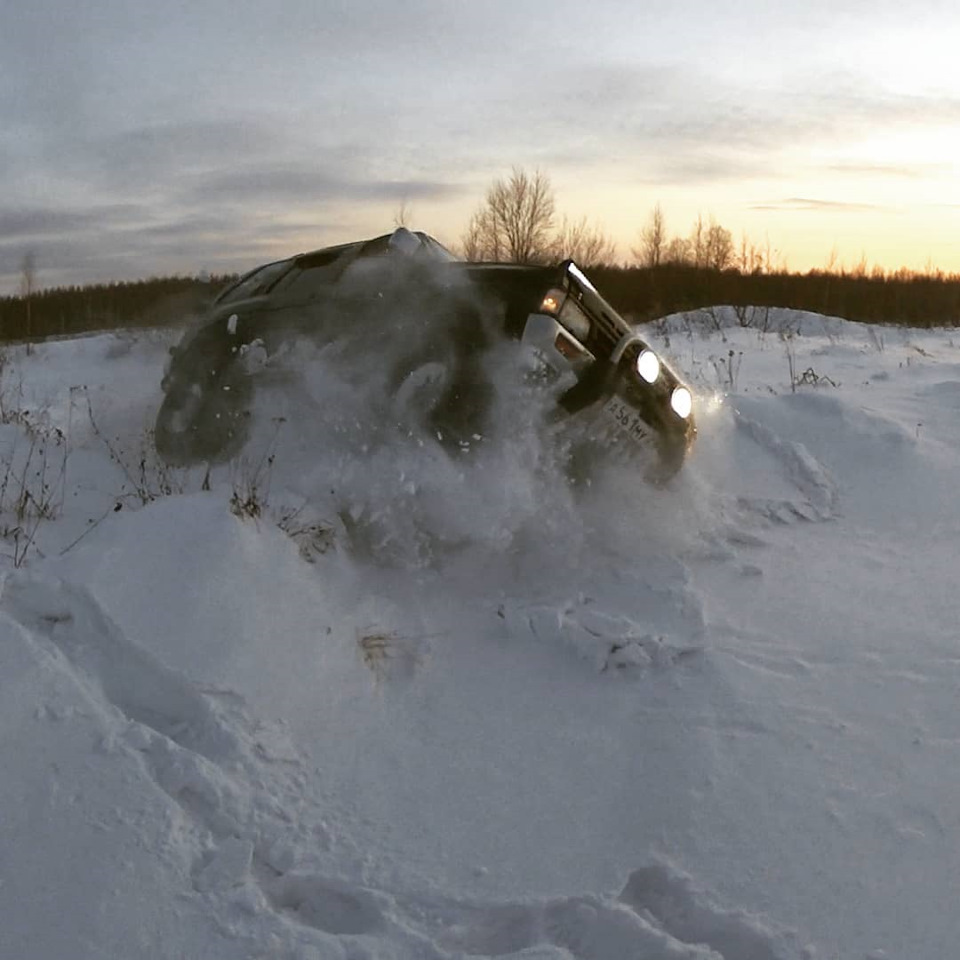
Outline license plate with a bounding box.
[602,395,654,446]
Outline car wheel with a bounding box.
[154,361,252,465]
[394,361,450,418]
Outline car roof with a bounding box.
[292,231,454,264]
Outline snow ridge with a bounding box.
[733,408,838,521]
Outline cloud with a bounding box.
[825,161,950,179]
[177,165,465,208]
[0,106,470,287]
[748,198,885,213]
[476,62,960,187]
[0,208,355,289]
[454,65,783,185]
[0,205,151,239]
[62,119,290,192]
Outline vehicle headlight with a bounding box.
[538,289,565,315]
[670,386,693,419]
[636,349,660,384]
[539,288,591,342]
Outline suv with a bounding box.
[155,228,696,479]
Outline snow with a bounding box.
[1,308,959,959]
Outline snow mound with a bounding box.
[655,305,863,340]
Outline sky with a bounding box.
[2,0,959,290]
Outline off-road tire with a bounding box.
[154,362,252,465]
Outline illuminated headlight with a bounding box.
[539,289,565,315]
[670,386,693,419]
[538,288,590,342]
[636,349,660,384]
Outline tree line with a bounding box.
[590,264,960,328]
[5,259,957,345]
[4,166,960,342]
[0,274,234,343]
[457,168,960,326]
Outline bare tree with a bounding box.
[633,203,666,267]
[704,219,734,270]
[460,208,497,261]
[824,245,840,274]
[551,216,618,267]
[21,251,36,343]
[738,231,766,274]
[460,167,556,263]
[663,236,692,265]
[690,214,706,268]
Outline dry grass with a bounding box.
[357,629,425,683]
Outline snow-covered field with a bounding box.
[1,306,958,960]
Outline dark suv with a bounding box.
[155,228,696,479]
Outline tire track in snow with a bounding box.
[732,409,838,523]
[389,862,801,959]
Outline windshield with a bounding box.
[215,258,294,305]
[269,246,359,298]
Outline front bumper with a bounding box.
[521,311,696,476]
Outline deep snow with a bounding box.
[1,307,959,959]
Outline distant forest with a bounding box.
[0,274,238,344]
[592,264,960,328]
[1,265,960,344]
